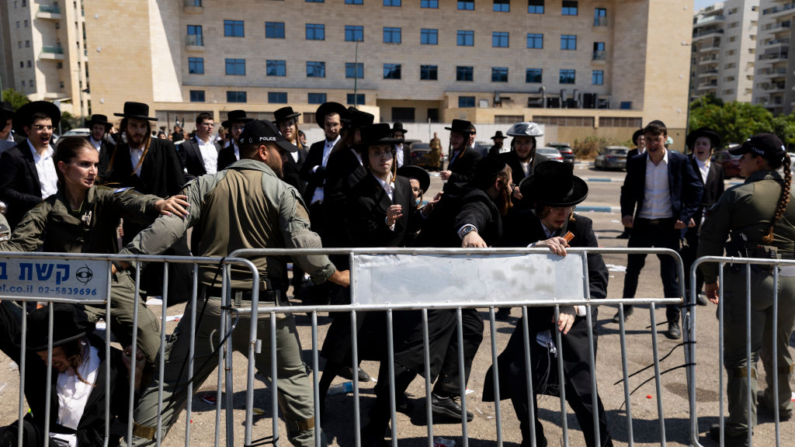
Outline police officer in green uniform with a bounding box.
[698,133,795,446]
[116,120,350,447]
[0,137,189,363]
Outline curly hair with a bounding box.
[62,338,94,386]
[762,154,792,244]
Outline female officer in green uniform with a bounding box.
[698,133,795,446]
[0,137,189,364]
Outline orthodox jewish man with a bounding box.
[217,110,254,170]
[500,121,548,205]
[439,119,482,187]
[0,101,17,153]
[485,161,613,447]
[85,114,116,181]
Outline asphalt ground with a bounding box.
[0,162,792,446]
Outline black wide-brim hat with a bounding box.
[315,102,349,129]
[86,114,113,130]
[632,129,644,145]
[274,106,301,123]
[13,101,61,136]
[27,303,95,352]
[397,165,430,193]
[392,122,408,134]
[473,157,507,188]
[356,123,403,149]
[0,101,14,123]
[445,119,476,134]
[222,110,254,128]
[114,101,157,121]
[491,131,505,140]
[686,127,721,151]
[345,107,375,129]
[520,161,588,207]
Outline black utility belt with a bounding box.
[205,285,278,304]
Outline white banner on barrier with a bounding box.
[0,258,109,302]
[353,254,586,305]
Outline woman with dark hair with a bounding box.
[0,136,189,365]
[698,133,795,445]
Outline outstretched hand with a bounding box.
[155,195,190,218]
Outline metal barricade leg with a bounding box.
[456,307,469,447]
[423,309,434,447]
[618,304,634,446]
[387,309,398,447]
[745,264,753,447]
[351,310,361,447]
[312,311,320,447]
[522,306,537,447]
[157,264,169,446]
[553,305,569,447]
[488,308,503,447]
[648,303,666,446]
[126,263,143,446]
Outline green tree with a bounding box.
[1,88,30,110]
[689,99,775,147]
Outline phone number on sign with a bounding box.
[38,286,99,296]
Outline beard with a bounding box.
[266,157,283,178]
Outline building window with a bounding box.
[345,25,364,42]
[594,7,606,26]
[307,61,326,78]
[347,94,365,105]
[496,115,524,124]
[306,24,325,40]
[593,42,605,60]
[457,30,474,46]
[16,21,19,29]
[526,68,542,83]
[188,57,204,74]
[266,22,285,39]
[24,20,28,27]
[492,67,508,82]
[25,40,30,48]
[421,0,438,7]
[383,27,401,44]
[384,63,402,79]
[458,0,474,10]
[492,32,509,48]
[559,69,575,84]
[459,96,476,108]
[19,61,23,68]
[456,66,474,81]
[21,0,26,6]
[306,0,323,3]
[592,70,604,85]
[600,117,642,128]
[421,29,438,45]
[224,20,244,37]
[308,93,327,104]
[269,92,288,104]
[227,91,247,103]
[384,0,401,5]
[267,60,286,77]
[346,62,364,79]
[493,0,509,12]
[17,41,21,49]
[561,34,576,50]
[57,62,63,69]
[534,116,593,127]
[420,65,438,80]
[562,0,577,15]
[187,25,203,46]
[345,0,363,4]
[190,90,206,102]
[527,33,543,49]
[225,58,246,76]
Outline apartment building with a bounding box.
[753,0,795,114]
[0,0,90,116]
[84,0,692,148]
[690,0,759,104]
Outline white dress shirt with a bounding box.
[695,157,710,185]
[638,150,673,220]
[374,173,396,231]
[129,146,144,177]
[521,161,531,177]
[195,135,218,175]
[88,136,102,151]
[395,144,404,168]
[28,140,58,199]
[310,136,341,205]
[52,343,100,447]
[224,140,240,161]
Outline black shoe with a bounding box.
[708,424,749,447]
[696,293,708,306]
[611,307,633,323]
[616,231,630,239]
[396,393,414,414]
[757,390,793,421]
[339,367,372,382]
[665,321,681,340]
[431,393,474,422]
[495,308,511,321]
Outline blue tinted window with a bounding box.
[189,90,205,102]
[268,92,288,104]
[421,29,438,45]
[267,60,286,77]
[559,69,575,84]
[420,65,438,80]
[458,0,474,10]
[227,91,247,103]
[383,27,401,44]
[457,30,474,46]
[492,67,508,82]
[308,93,327,104]
[347,94,365,105]
[527,33,543,49]
[225,59,245,75]
[266,22,285,39]
[493,0,509,12]
[526,68,542,83]
[345,25,364,42]
[383,63,401,79]
[456,66,473,81]
[458,96,475,107]
[528,0,543,13]
[188,57,204,74]
[561,34,576,50]
[421,0,438,7]
[492,32,509,48]
[307,61,326,78]
[224,20,244,37]
[346,62,364,79]
[306,24,325,40]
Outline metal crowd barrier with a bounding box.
[0,247,690,447]
[688,256,794,447]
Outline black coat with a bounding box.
[683,156,725,242]
[416,182,503,248]
[103,138,186,199]
[499,151,549,186]
[293,145,309,169]
[627,148,640,160]
[300,140,330,204]
[0,141,46,230]
[178,138,221,180]
[85,137,116,183]
[446,147,482,185]
[217,143,238,171]
[281,155,306,197]
[323,147,367,250]
[620,150,703,224]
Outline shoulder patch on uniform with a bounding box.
[114,187,133,194]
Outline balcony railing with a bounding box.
[592,50,606,61]
[763,2,795,16]
[38,5,61,14]
[759,51,789,61]
[695,15,725,25]
[186,34,204,46]
[693,28,724,38]
[766,38,790,46]
[594,16,607,27]
[759,68,788,76]
[41,46,64,54]
[766,21,792,31]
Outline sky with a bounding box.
[694,0,719,10]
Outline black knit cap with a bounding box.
[729,133,785,159]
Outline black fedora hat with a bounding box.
[357,123,403,149]
[27,304,95,352]
[86,114,113,130]
[114,101,157,121]
[491,131,505,140]
[397,165,430,193]
[315,102,349,129]
[0,101,14,122]
[445,119,476,134]
[345,107,375,129]
[274,106,301,123]
[473,156,507,188]
[13,101,61,136]
[222,110,254,128]
[632,129,645,145]
[520,161,588,207]
[686,127,721,151]
[392,122,408,135]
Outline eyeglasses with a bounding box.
[32,125,53,131]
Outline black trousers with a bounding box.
[622,218,682,323]
[433,308,483,396]
[680,226,705,303]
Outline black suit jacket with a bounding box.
[217,142,238,171]
[351,174,422,247]
[627,148,640,160]
[684,156,725,240]
[499,151,549,185]
[394,143,411,167]
[293,144,309,169]
[103,138,186,198]
[619,150,703,224]
[324,147,367,248]
[417,182,502,248]
[86,137,116,182]
[300,140,330,204]
[0,141,45,229]
[446,147,482,185]
[178,137,221,180]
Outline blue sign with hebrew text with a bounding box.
[0,258,109,302]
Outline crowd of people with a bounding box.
[0,98,792,447]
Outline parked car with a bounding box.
[536,147,564,162]
[712,150,741,178]
[594,146,629,170]
[408,142,446,171]
[547,142,574,164]
[62,128,90,137]
[474,141,492,157]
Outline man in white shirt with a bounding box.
[391,121,409,167]
[178,112,221,180]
